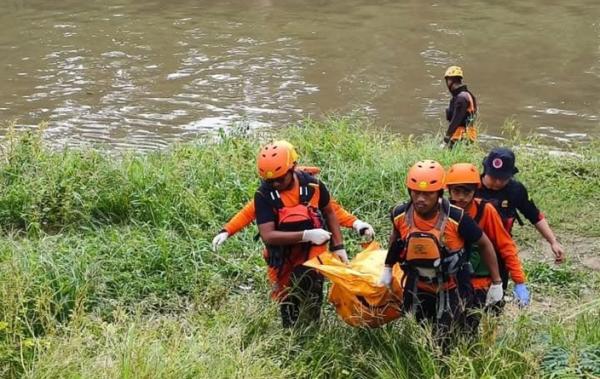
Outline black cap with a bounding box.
[482,147,519,179]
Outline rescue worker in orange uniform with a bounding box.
[443,66,478,149]
[380,160,503,346]
[252,141,348,328]
[445,163,530,332]
[211,164,374,251]
[477,147,565,289]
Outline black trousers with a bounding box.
[464,288,505,336]
[403,286,466,350]
[280,266,324,328]
[499,259,510,290]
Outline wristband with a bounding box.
[330,244,345,251]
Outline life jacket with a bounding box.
[401,199,465,284]
[393,199,467,319]
[448,89,478,142]
[462,90,477,128]
[257,170,325,272]
[258,170,324,232]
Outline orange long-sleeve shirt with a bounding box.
[222,198,358,236]
[468,199,526,289]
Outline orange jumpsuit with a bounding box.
[466,199,526,291]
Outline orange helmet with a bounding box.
[406,160,445,191]
[445,163,481,188]
[256,140,298,180]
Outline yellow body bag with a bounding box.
[304,242,404,328]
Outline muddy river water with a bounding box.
[1,0,598,149]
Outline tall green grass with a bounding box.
[0,118,599,378]
[0,118,598,236]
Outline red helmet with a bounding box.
[445,163,481,188]
[406,160,445,192]
[256,140,298,180]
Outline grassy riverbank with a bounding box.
[1,119,599,378]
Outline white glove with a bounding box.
[485,283,504,306]
[352,219,375,239]
[212,231,229,251]
[301,229,332,245]
[333,249,349,264]
[378,266,393,287]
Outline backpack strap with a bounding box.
[257,182,284,210]
[257,169,320,210]
[462,90,477,114]
[404,203,414,228]
[444,199,464,225]
[391,202,410,221]
[296,170,319,205]
[473,198,487,224]
[390,202,410,259]
[439,199,465,255]
[435,199,450,234]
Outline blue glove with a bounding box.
[513,283,530,307]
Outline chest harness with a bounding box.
[400,200,467,319]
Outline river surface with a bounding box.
[1,0,599,149]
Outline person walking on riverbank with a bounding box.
[477,147,565,288]
[252,140,348,328]
[442,66,478,149]
[380,160,503,348]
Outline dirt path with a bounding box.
[518,234,600,272]
[513,233,600,318]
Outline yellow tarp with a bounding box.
[304,242,404,328]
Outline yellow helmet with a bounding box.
[444,66,463,78]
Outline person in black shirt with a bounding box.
[477,147,565,288]
[442,66,478,149]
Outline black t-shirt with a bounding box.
[254,175,330,225]
[476,179,542,226]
